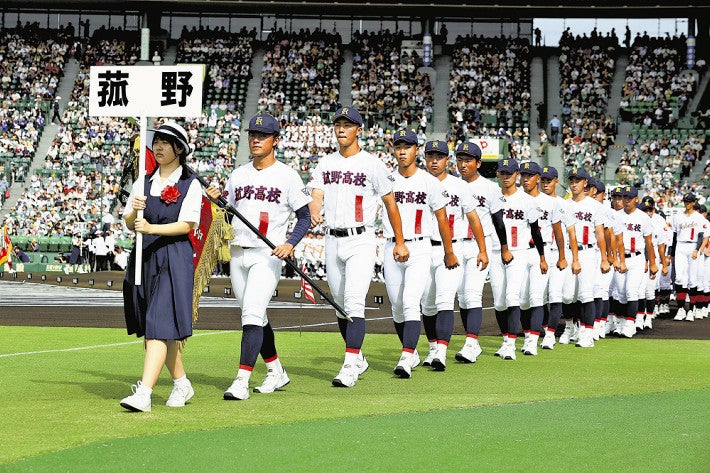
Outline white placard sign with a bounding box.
[89,65,203,117]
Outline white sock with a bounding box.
[265,358,283,372]
[173,374,188,385]
[236,368,252,382]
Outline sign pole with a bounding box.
[134,115,147,285]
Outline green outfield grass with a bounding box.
[1,326,708,471]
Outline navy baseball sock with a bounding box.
[646,298,655,315]
[345,317,366,351]
[423,313,437,341]
[602,299,610,319]
[542,304,550,327]
[507,306,521,338]
[530,306,544,333]
[495,309,508,335]
[239,324,263,369]
[594,298,603,321]
[337,317,348,342]
[521,308,531,332]
[638,299,645,315]
[572,301,582,323]
[260,323,277,361]
[582,301,595,327]
[459,308,470,332]
[467,307,483,335]
[626,300,639,320]
[394,321,404,344]
[547,302,563,334]
[435,310,454,343]
[402,320,421,350]
[562,302,573,321]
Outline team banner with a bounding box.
[88,65,204,117]
[0,226,12,268]
[471,138,500,161]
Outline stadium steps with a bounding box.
[603,53,631,183]
[339,48,353,106]
[236,47,266,165]
[530,54,545,161]
[162,44,178,65]
[544,53,565,176]
[1,57,82,212]
[432,53,451,134]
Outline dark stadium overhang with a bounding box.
[0,1,707,19]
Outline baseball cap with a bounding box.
[392,129,418,146]
[540,166,558,179]
[621,185,638,198]
[333,106,364,126]
[519,161,542,175]
[147,121,191,156]
[638,201,651,211]
[641,195,655,207]
[610,186,623,197]
[586,177,597,189]
[682,192,697,203]
[455,141,482,159]
[246,113,280,134]
[594,180,606,193]
[567,167,590,180]
[496,158,520,173]
[424,140,449,155]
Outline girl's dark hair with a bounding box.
[153,132,192,179]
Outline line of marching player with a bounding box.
[404,142,709,376]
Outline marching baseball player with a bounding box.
[382,130,457,378]
[453,142,511,363]
[491,158,546,360]
[670,193,709,321]
[589,179,619,339]
[561,168,610,348]
[605,186,627,335]
[640,196,670,328]
[696,204,710,319]
[641,196,673,318]
[308,106,409,387]
[537,166,581,349]
[421,139,487,370]
[206,113,312,400]
[612,185,658,338]
[519,161,578,355]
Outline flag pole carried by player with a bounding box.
[187,167,352,322]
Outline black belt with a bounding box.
[431,239,459,246]
[625,251,642,257]
[577,244,594,250]
[328,226,366,237]
[387,236,426,243]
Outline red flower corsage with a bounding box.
[160,185,181,204]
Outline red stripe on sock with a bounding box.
[428,338,437,343]
[402,347,415,354]
[466,334,479,339]
[263,355,278,364]
[507,334,517,340]
[238,364,254,372]
[345,347,360,355]
[625,317,635,321]
[437,340,449,346]
[531,331,540,336]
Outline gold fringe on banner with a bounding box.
[191,203,235,326]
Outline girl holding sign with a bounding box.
[120,121,202,412]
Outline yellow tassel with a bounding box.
[191,203,235,325]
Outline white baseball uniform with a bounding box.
[594,202,618,302]
[308,149,393,319]
[614,207,653,303]
[671,211,709,289]
[568,196,605,304]
[382,168,449,323]
[547,195,577,305]
[225,160,311,326]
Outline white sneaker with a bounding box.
[592,321,601,340]
[652,306,659,319]
[576,328,595,348]
[332,363,358,388]
[224,376,250,400]
[356,353,369,375]
[643,315,653,330]
[540,331,556,350]
[166,379,194,407]
[394,352,416,378]
[120,380,152,412]
[494,340,508,356]
[253,369,290,394]
[455,339,483,363]
[430,347,447,371]
[520,335,531,353]
[620,319,636,338]
[569,323,580,342]
[701,307,709,319]
[598,320,607,339]
[422,344,438,367]
[660,303,670,315]
[502,342,517,360]
[635,314,644,330]
[559,327,572,344]
[674,307,687,321]
[604,318,615,336]
[685,309,695,321]
[523,341,538,356]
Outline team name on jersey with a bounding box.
[321,170,367,186]
[230,185,282,204]
[503,208,526,221]
[575,211,593,222]
[678,221,701,230]
[448,194,460,207]
[474,195,486,207]
[625,223,643,232]
[539,209,550,221]
[395,191,428,204]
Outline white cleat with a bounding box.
[685,309,695,322]
[224,376,250,400]
[253,369,290,394]
[674,307,687,321]
[455,340,483,363]
[422,345,438,367]
[332,363,358,388]
[540,331,556,350]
